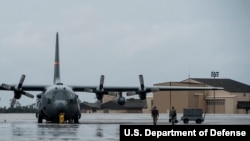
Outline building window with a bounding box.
[207,100,224,105]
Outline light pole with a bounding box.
[211,71,219,113]
[169,82,172,111]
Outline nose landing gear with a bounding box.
[59,113,65,124]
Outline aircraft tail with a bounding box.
[54,32,61,84]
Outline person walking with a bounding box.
[151,106,159,125]
[169,106,177,125]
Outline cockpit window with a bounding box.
[54,87,74,100]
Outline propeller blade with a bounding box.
[17,74,25,89]
[99,75,104,90]
[22,91,34,98]
[2,83,12,90]
[11,98,16,108]
[139,74,144,90]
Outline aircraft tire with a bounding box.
[73,117,79,124]
[73,112,80,124]
[183,118,189,124]
[38,111,44,123]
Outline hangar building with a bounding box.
[152,78,250,114]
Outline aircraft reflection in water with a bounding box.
[0,32,224,124]
[36,124,118,140]
[37,124,79,139]
[8,123,115,141]
[96,125,103,137]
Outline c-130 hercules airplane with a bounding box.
[0,32,223,123]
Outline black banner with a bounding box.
[120,125,250,140]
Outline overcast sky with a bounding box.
[0,0,249,107]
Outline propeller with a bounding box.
[99,75,104,91]
[126,75,144,97]
[2,74,34,107]
[10,98,16,108]
[126,75,159,100]
[84,75,117,103]
[139,74,145,91]
[94,75,107,103]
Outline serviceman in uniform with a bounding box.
[151,106,159,125]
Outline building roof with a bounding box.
[101,100,147,110]
[190,78,250,93]
[101,101,125,109]
[80,101,100,109]
[123,100,147,108]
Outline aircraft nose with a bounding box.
[54,100,67,112]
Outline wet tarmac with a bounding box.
[0,113,249,140]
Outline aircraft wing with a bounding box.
[0,84,223,92]
[0,85,47,91]
[156,86,224,91]
[71,85,223,92]
[70,74,224,105]
[70,74,223,94]
[70,84,223,105]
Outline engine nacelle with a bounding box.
[139,92,146,100]
[117,96,126,105]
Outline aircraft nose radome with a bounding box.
[54,100,67,112]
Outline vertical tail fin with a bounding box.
[54,32,61,84]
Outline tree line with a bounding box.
[0,103,37,113]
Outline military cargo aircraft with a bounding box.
[0,32,223,123]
